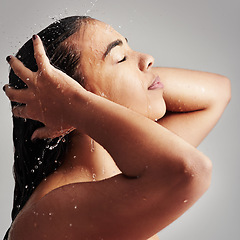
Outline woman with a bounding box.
[3,16,230,240]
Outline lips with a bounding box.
[148,76,164,90]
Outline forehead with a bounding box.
[75,20,124,59]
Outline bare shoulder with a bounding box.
[9,174,146,240]
[8,170,194,240]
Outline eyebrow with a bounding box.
[103,38,128,59]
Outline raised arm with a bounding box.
[152,67,231,147]
[5,36,212,240]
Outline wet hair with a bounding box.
[4,15,92,239]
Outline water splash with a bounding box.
[84,0,98,15]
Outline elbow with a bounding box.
[217,75,231,106]
[183,151,212,197]
[222,76,231,105]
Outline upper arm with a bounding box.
[9,170,209,240]
[152,67,231,147]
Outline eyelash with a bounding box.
[118,56,127,63]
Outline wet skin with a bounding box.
[4,18,231,240]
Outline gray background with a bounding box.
[0,0,239,239]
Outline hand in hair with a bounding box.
[4,35,83,140]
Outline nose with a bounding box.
[138,53,154,71]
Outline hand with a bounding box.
[4,35,83,140]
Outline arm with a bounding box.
[5,36,212,240]
[152,67,231,147]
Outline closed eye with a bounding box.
[118,56,127,63]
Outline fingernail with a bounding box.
[3,85,6,92]
[32,35,38,40]
[6,56,11,63]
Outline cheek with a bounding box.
[81,63,107,94]
[109,75,145,108]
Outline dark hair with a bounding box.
[4,15,92,239]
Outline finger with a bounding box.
[6,55,34,85]
[31,127,59,141]
[12,105,29,119]
[4,84,31,104]
[32,35,50,70]
[31,126,75,141]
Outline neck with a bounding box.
[58,131,121,182]
[27,131,121,205]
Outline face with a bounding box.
[74,20,166,120]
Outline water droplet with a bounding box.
[73,155,76,159]
[26,78,30,81]
[183,199,188,203]
[25,185,28,189]
[38,160,42,165]
[92,173,96,181]
[34,165,38,169]
[69,223,73,227]
[48,212,53,216]
[31,169,35,173]
[74,205,77,209]
[16,205,21,209]
[33,211,39,216]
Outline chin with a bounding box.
[150,100,166,121]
